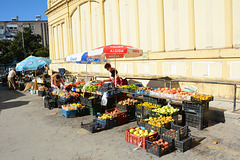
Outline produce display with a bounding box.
[152,105,178,116]
[141,102,161,109]
[98,82,116,92]
[139,87,152,91]
[62,105,77,111]
[70,92,80,98]
[127,84,139,90]
[59,92,71,99]
[145,116,174,127]
[192,93,212,101]
[117,98,138,106]
[85,85,98,92]
[129,127,155,137]
[71,103,84,108]
[75,81,85,85]
[146,138,171,157]
[162,129,184,139]
[76,83,85,89]
[97,113,113,120]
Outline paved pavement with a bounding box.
[0,85,240,160]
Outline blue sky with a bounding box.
[0,0,48,21]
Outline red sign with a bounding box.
[28,62,33,65]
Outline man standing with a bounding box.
[8,68,17,89]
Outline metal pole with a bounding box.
[86,63,87,82]
[21,26,26,58]
[234,84,237,112]
[115,57,116,87]
[170,79,237,112]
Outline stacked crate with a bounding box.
[183,101,209,130]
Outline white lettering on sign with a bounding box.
[110,49,124,53]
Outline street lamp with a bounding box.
[18,25,26,58]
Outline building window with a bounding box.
[0,26,3,29]
[31,25,35,29]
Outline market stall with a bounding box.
[16,56,51,92]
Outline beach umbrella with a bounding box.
[16,56,48,71]
[65,52,103,82]
[88,44,143,86]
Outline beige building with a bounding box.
[0,18,49,47]
[46,0,240,99]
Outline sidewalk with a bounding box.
[0,84,240,160]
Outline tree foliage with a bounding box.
[0,27,49,65]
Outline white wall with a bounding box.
[164,0,189,51]
[119,0,137,47]
[138,0,160,52]
[80,3,92,52]
[233,0,240,47]
[53,26,59,59]
[62,23,68,58]
[72,8,81,53]
[104,0,120,45]
[194,0,225,49]
[91,2,103,49]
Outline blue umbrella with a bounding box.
[16,56,48,71]
[40,57,51,65]
[65,52,104,81]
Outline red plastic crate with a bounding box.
[105,108,128,125]
[125,127,157,149]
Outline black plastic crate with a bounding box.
[143,95,150,102]
[183,101,209,116]
[80,96,86,105]
[135,103,143,115]
[174,136,192,152]
[38,90,45,97]
[94,114,117,129]
[143,105,152,116]
[185,113,208,130]
[44,98,56,110]
[19,83,25,91]
[76,107,87,117]
[145,122,162,134]
[149,97,166,105]
[117,105,136,119]
[161,122,189,141]
[150,111,178,124]
[137,117,146,128]
[146,135,173,157]
[81,121,105,133]
[86,97,101,107]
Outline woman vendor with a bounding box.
[51,73,66,90]
[102,63,121,85]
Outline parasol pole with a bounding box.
[115,56,117,87]
[86,63,87,82]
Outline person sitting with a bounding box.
[51,73,65,90]
[102,63,121,85]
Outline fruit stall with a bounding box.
[39,80,213,157]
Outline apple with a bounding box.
[177,87,181,92]
[172,88,176,90]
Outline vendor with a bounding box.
[8,68,17,90]
[51,73,65,89]
[102,63,121,85]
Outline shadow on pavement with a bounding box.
[207,108,225,128]
[0,84,29,113]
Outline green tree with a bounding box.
[8,27,43,61]
[35,45,49,57]
[0,27,49,64]
[0,39,12,64]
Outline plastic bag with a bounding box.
[101,92,108,106]
[182,85,198,93]
[52,87,60,95]
[83,81,91,89]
